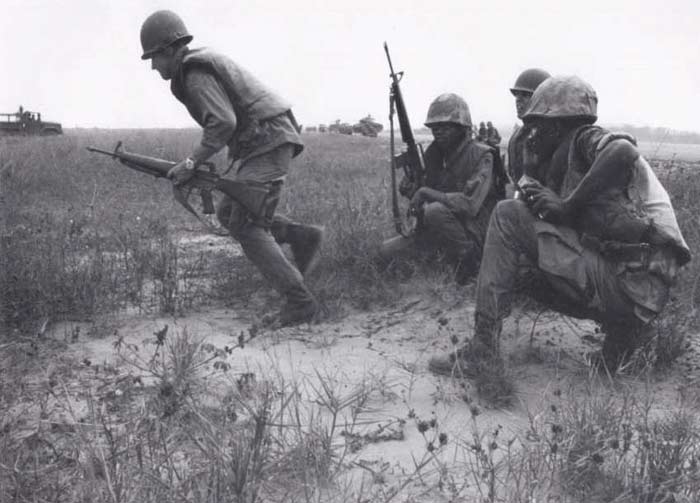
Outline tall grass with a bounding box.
[0,131,406,331]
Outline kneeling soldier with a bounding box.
[429,76,690,377]
[380,93,505,284]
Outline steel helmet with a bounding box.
[140,10,193,60]
[523,75,598,121]
[424,93,472,128]
[510,68,551,96]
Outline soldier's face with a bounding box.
[513,91,532,119]
[524,118,560,158]
[429,123,463,150]
[150,48,176,80]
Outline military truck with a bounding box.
[329,119,353,135]
[352,114,383,138]
[0,106,63,136]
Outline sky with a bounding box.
[2,0,699,131]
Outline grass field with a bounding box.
[1,130,700,502]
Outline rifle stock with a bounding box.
[87,142,269,219]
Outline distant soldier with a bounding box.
[139,10,323,326]
[379,93,505,284]
[486,121,501,147]
[428,76,691,379]
[507,68,551,183]
[477,121,487,142]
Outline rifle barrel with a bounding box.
[86,146,117,157]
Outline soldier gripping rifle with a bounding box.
[380,44,503,285]
[87,142,269,234]
[384,42,426,237]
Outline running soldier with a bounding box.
[429,76,690,378]
[379,93,505,284]
[140,10,322,326]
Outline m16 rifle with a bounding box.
[87,142,270,229]
[384,42,426,237]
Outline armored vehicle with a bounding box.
[0,106,63,136]
[352,114,383,137]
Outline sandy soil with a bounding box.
[23,231,700,500]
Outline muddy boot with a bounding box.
[428,314,502,377]
[588,321,643,373]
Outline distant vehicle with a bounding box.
[0,106,63,136]
[352,114,383,138]
[318,124,328,133]
[329,119,353,135]
[304,126,318,133]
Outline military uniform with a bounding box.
[140,11,322,325]
[381,93,502,282]
[384,136,497,264]
[383,137,499,274]
[506,68,551,183]
[430,75,690,378]
[506,124,526,182]
[479,125,689,314]
[486,123,501,147]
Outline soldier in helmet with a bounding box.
[379,93,505,284]
[139,10,323,326]
[477,122,487,142]
[428,76,690,384]
[485,121,501,148]
[507,68,551,183]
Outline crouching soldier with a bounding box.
[140,10,323,326]
[379,93,505,284]
[429,76,690,377]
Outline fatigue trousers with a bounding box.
[216,145,314,308]
[475,200,643,340]
[380,202,480,263]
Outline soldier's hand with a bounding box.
[167,158,196,186]
[522,182,569,223]
[399,177,415,197]
[410,187,428,209]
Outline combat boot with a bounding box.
[428,314,502,377]
[279,297,319,327]
[588,320,649,373]
[287,224,324,277]
[454,255,479,286]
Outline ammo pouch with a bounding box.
[251,180,283,228]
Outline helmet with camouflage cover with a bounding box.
[510,68,551,96]
[424,93,472,128]
[523,75,598,121]
[140,10,193,60]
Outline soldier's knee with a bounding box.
[379,235,414,261]
[422,202,452,227]
[493,199,529,223]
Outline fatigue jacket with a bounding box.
[507,124,526,182]
[537,125,690,321]
[170,47,303,167]
[422,136,497,243]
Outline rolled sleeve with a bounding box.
[184,70,237,158]
[444,151,494,217]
